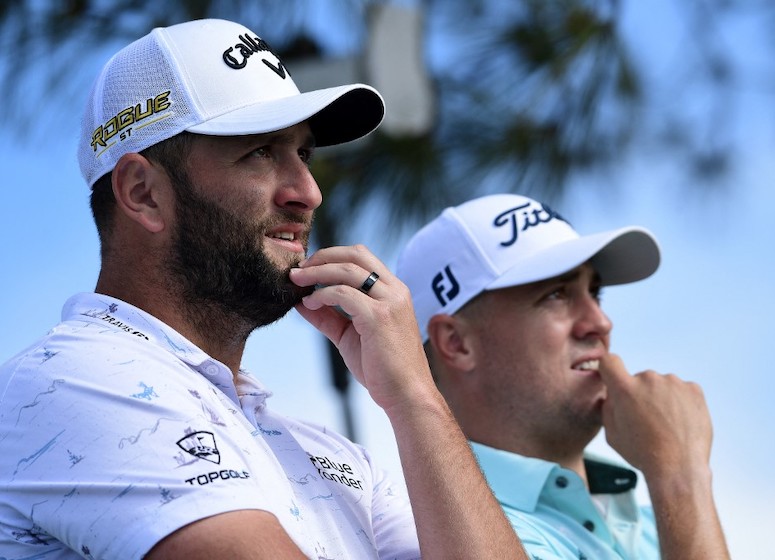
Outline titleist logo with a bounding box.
[493,202,569,247]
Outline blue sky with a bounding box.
[1,2,773,557]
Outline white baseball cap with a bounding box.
[78,18,385,188]
[396,193,661,341]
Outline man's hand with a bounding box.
[290,244,434,413]
[598,353,730,560]
[598,353,712,478]
[290,244,527,560]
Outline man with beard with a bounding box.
[396,193,730,560]
[0,20,526,560]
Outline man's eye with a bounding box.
[250,146,270,158]
[545,288,565,300]
[299,148,314,165]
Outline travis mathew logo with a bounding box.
[177,431,220,464]
[83,308,149,340]
[493,201,569,247]
[222,33,288,79]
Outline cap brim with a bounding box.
[487,226,661,291]
[186,83,385,147]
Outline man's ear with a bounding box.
[427,314,477,374]
[111,153,170,234]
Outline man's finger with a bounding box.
[598,353,630,390]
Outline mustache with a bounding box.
[260,210,315,242]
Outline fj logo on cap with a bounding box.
[494,202,569,247]
[222,33,288,79]
[432,265,460,306]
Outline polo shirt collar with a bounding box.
[62,292,273,406]
[470,442,639,512]
[470,441,556,512]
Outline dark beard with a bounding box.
[167,176,314,332]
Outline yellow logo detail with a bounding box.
[90,91,172,153]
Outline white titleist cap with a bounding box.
[79,18,385,188]
[396,193,661,341]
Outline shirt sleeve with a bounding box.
[290,419,421,560]
[1,343,279,559]
[366,450,420,560]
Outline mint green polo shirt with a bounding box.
[471,442,660,559]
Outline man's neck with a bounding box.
[96,272,250,379]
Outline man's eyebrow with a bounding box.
[542,265,601,286]
[259,129,316,148]
[549,268,583,284]
[555,269,582,283]
[227,129,316,151]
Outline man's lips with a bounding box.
[572,358,601,375]
[574,359,600,370]
[266,225,308,252]
[268,231,297,242]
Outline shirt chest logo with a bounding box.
[308,454,364,491]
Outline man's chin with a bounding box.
[289,280,315,302]
[266,247,306,270]
[240,287,308,328]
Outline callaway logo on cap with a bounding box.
[78,18,385,188]
[396,193,661,342]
